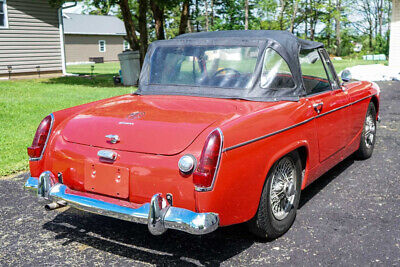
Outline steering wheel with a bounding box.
[212,67,241,78]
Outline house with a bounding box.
[63,13,128,63]
[0,0,64,77]
[389,0,400,68]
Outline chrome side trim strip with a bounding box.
[223,94,376,152]
[223,117,315,152]
[315,94,376,118]
[29,113,54,162]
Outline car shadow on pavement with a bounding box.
[298,155,355,209]
[41,155,356,265]
[42,210,255,265]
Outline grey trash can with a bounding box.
[118,50,140,86]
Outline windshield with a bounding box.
[149,45,259,89]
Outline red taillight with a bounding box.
[193,129,223,190]
[27,115,52,159]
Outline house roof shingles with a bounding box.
[63,13,126,36]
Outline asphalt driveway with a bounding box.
[1,81,399,266]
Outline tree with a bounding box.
[245,0,249,30]
[51,0,394,62]
[334,0,342,55]
[138,0,148,65]
[205,0,209,31]
[278,0,287,30]
[210,0,214,27]
[82,0,113,15]
[179,0,190,35]
[289,0,299,33]
[150,0,165,40]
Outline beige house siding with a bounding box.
[389,0,400,68]
[0,0,62,76]
[65,34,125,63]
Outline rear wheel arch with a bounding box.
[371,96,379,119]
[262,142,309,184]
[253,142,310,217]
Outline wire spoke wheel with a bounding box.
[269,157,297,221]
[364,114,376,148]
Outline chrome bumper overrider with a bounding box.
[24,172,219,235]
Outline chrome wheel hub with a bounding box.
[365,114,376,148]
[270,157,297,221]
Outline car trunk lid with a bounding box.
[61,95,242,155]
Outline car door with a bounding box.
[300,48,350,162]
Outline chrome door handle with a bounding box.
[313,102,323,114]
[97,150,118,160]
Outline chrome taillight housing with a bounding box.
[27,114,53,160]
[178,154,196,174]
[193,128,223,191]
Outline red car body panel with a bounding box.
[29,80,380,227]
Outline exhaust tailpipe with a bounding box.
[45,201,67,211]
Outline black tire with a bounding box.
[248,151,302,240]
[356,102,377,160]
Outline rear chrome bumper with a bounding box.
[24,172,219,235]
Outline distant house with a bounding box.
[0,0,64,77]
[63,13,128,63]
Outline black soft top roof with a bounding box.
[175,30,323,51]
[138,30,325,101]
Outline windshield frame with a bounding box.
[148,43,262,90]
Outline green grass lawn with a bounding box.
[67,62,121,75]
[0,75,133,177]
[332,59,387,73]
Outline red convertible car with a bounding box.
[25,31,380,239]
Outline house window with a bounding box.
[99,40,106,52]
[123,40,130,51]
[0,0,8,28]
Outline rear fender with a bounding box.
[261,140,310,192]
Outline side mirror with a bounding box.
[341,69,352,83]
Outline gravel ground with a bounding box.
[0,81,399,266]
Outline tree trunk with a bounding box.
[245,0,249,30]
[150,0,165,40]
[369,26,373,50]
[309,0,317,41]
[326,0,331,47]
[205,0,209,31]
[138,0,148,67]
[335,0,341,56]
[187,16,193,33]
[118,0,140,51]
[210,0,214,27]
[304,0,308,39]
[278,0,287,30]
[289,0,299,33]
[310,23,315,40]
[195,0,199,31]
[378,0,384,36]
[179,0,190,35]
